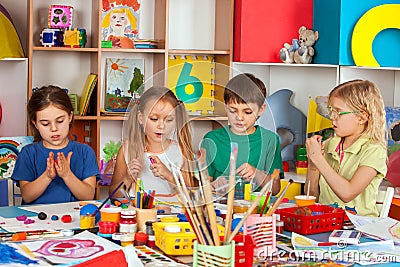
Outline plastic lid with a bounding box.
[97,232,112,238]
[112,233,124,241]
[120,233,135,242]
[160,216,179,223]
[177,213,188,222]
[233,200,252,207]
[101,207,121,213]
[121,209,136,216]
[145,220,157,226]
[233,213,245,219]
[135,232,148,242]
[215,209,221,217]
[60,229,74,237]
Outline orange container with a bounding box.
[100,207,121,223]
[294,195,316,206]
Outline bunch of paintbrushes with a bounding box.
[170,152,221,246]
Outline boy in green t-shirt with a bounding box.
[201,73,283,195]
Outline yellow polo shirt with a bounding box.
[318,136,387,216]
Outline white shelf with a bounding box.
[283,172,306,184]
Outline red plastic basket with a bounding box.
[276,204,345,234]
[233,235,255,267]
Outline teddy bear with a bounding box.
[280,26,319,64]
[279,38,300,63]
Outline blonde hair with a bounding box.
[123,86,194,179]
[328,80,387,149]
[102,7,137,30]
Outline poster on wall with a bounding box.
[0,136,33,179]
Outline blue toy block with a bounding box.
[40,28,64,47]
[313,0,400,67]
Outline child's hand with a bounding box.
[127,158,142,178]
[306,135,324,164]
[46,152,57,180]
[236,163,256,181]
[55,152,73,179]
[149,156,172,183]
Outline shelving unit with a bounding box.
[233,63,400,117]
[28,0,234,162]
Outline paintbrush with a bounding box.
[266,178,294,216]
[197,153,220,246]
[224,142,238,243]
[92,181,124,216]
[259,173,274,216]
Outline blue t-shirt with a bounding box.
[12,140,100,205]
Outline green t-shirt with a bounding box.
[201,125,283,187]
[318,136,387,217]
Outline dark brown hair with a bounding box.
[27,85,74,142]
[224,73,267,107]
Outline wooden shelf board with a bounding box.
[101,48,166,53]
[168,49,230,55]
[74,116,98,120]
[33,47,98,52]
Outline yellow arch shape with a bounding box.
[352,4,400,67]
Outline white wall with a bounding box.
[0,0,28,136]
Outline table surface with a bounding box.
[0,204,398,266]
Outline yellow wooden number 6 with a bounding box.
[352,4,400,67]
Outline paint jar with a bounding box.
[145,220,156,248]
[98,221,118,234]
[233,200,256,214]
[134,232,148,246]
[220,208,227,220]
[119,209,137,233]
[120,233,135,247]
[100,207,121,224]
[235,176,245,199]
[80,214,95,229]
[147,235,156,249]
[112,232,124,245]
[145,220,156,236]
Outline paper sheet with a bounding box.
[346,211,385,228]
[356,217,400,245]
[0,201,98,232]
[16,230,121,266]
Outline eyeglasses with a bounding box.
[328,106,358,120]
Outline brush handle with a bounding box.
[266,179,293,216]
[93,181,124,216]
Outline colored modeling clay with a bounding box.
[61,215,72,223]
[16,215,27,221]
[24,219,35,224]
[38,212,47,220]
